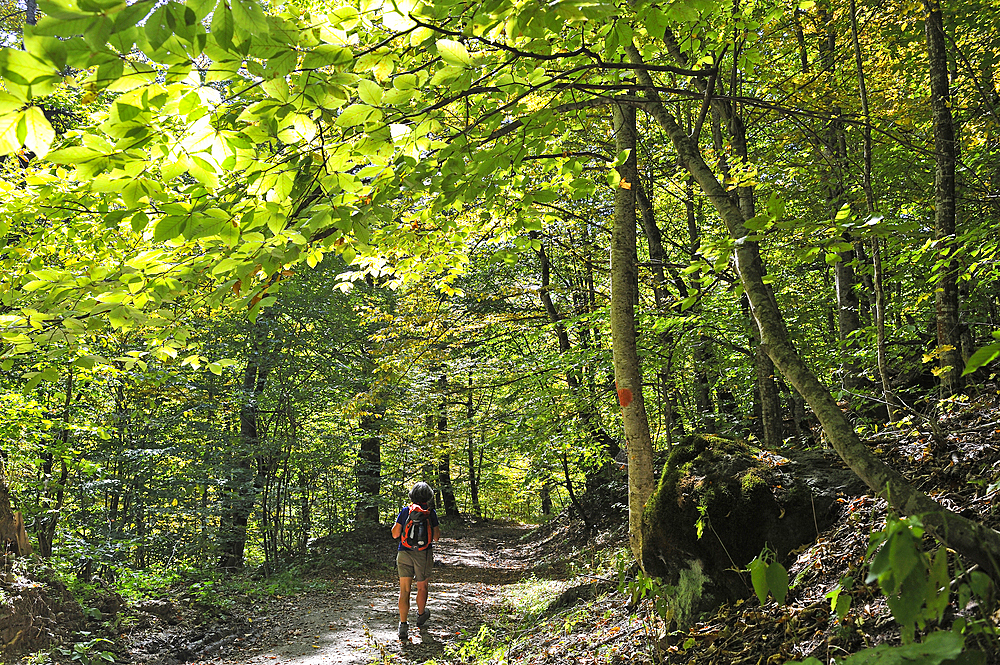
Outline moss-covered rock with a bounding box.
[639,435,862,619]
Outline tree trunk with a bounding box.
[708,55,782,446]
[636,173,680,450]
[628,42,1000,580]
[466,376,481,518]
[755,326,783,445]
[924,0,963,394]
[437,375,460,517]
[0,473,31,557]
[849,0,897,421]
[610,102,655,560]
[562,449,592,532]
[37,366,72,558]
[218,329,271,570]
[355,410,382,522]
[816,3,863,391]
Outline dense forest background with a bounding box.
[0,0,998,635]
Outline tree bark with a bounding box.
[610,102,656,560]
[437,375,460,517]
[627,42,1000,580]
[218,322,271,569]
[849,0,897,421]
[355,410,382,522]
[924,0,963,394]
[711,54,782,445]
[38,366,72,558]
[635,176,679,449]
[466,375,482,517]
[0,472,31,557]
[817,3,863,391]
[562,448,592,532]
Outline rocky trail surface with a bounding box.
[190,523,538,665]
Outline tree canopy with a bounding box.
[1,0,1000,616]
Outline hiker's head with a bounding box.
[409,482,434,505]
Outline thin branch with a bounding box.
[409,16,714,77]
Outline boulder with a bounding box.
[639,435,866,622]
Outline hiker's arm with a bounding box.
[432,526,440,542]
[392,522,402,539]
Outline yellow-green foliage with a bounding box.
[740,470,767,495]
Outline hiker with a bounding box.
[392,481,441,641]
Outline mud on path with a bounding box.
[198,523,540,665]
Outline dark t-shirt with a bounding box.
[396,504,440,552]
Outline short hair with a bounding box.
[409,482,434,505]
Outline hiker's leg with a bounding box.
[415,580,429,615]
[396,550,417,623]
[398,577,413,622]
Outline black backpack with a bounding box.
[401,503,431,551]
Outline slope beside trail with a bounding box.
[201,522,543,665]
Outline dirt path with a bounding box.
[202,524,537,665]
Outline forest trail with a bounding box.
[202,523,538,665]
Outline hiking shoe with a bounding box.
[398,622,408,640]
[416,610,430,627]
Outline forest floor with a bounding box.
[120,521,571,665]
[8,392,1000,665]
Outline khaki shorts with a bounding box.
[397,548,434,582]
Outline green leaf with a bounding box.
[888,531,919,589]
[21,106,55,157]
[302,44,352,69]
[210,0,235,49]
[436,39,472,66]
[381,0,416,31]
[0,92,22,115]
[212,258,239,275]
[644,8,668,38]
[23,33,67,70]
[231,0,269,37]
[187,0,216,21]
[926,548,950,621]
[765,561,788,605]
[357,79,383,106]
[0,48,59,86]
[747,557,768,605]
[261,77,289,101]
[266,48,297,77]
[835,629,962,665]
[352,218,370,244]
[962,342,1000,375]
[154,216,187,242]
[335,104,375,127]
[866,541,891,584]
[834,594,851,621]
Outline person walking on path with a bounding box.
[392,482,441,641]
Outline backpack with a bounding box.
[401,503,431,551]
